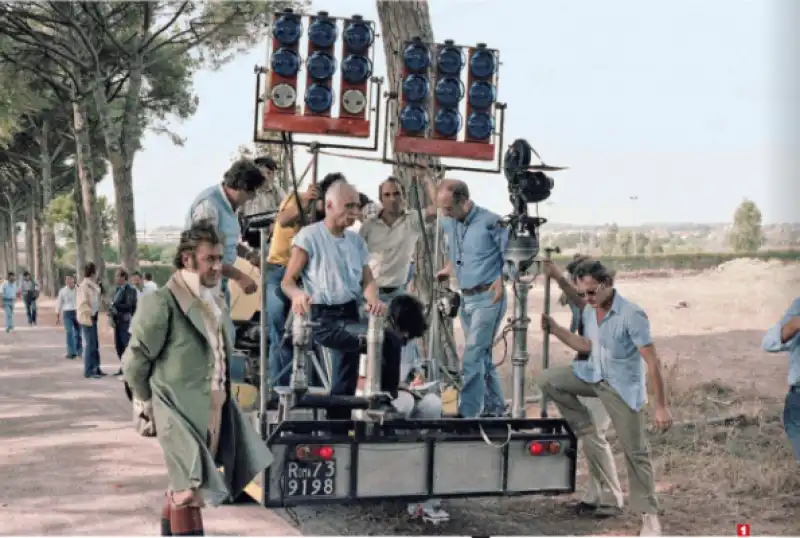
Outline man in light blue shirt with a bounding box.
[434,179,507,418]
[282,181,404,419]
[761,296,800,461]
[538,259,672,536]
[1,272,19,333]
[186,158,273,308]
[561,256,624,517]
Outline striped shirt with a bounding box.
[761,297,800,387]
[573,291,652,411]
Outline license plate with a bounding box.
[284,459,336,497]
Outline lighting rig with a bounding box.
[253,8,384,155]
[381,36,507,173]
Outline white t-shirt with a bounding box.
[359,210,425,288]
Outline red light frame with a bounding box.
[262,11,374,139]
[394,39,499,162]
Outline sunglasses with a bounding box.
[583,284,605,297]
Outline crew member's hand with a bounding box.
[238,273,258,294]
[245,250,261,268]
[434,269,450,282]
[301,184,319,204]
[291,293,312,316]
[542,260,563,280]
[541,313,559,332]
[366,299,386,317]
[55,315,60,325]
[490,277,504,304]
[653,405,673,431]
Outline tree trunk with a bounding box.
[25,209,34,274]
[38,118,59,297]
[0,214,8,277]
[8,205,18,273]
[72,168,86,275]
[376,0,458,372]
[93,78,141,272]
[71,100,105,281]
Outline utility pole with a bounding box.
[630,195,639,254]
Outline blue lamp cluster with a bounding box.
[270,12,375,115]
[399,39,498,141]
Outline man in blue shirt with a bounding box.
[561,256,623,517]
[434,179,507,418]
[761,296,800,461]
[186,158,275,308]
[1,272,19,333]
[281,181,403,419]
[538,259,672,536]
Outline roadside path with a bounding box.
[0,301,300,536]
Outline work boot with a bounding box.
[640,513,662,536]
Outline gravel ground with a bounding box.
[2,260,797,536]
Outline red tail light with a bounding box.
[295,444,335,461]
[526,440,562,456]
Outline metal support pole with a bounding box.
[290,312,311,393]
[540,246,560,418]
[258,228,270,438]
[426,209,443,383]
[509,276,531,419]
[363,313,385,397]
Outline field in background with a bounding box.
[49,249,800,291]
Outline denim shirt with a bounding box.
[1,281,17,302]
[440,204,509,290]
[185,184,240,266]
[574,292,652,411]
[761,297,800,387]
[293,222,370,306]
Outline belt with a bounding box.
[311,301,359,315]
[461,282,493,296]
[379,286,399,295]
[790,385,800,394]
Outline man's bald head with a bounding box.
[324,180,360,228]
[436,179,472,220]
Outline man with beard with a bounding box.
[123,221,273,536]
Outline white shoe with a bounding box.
[640,513,662,536]
[407,500,450,524]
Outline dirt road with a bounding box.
[0,303,299,536]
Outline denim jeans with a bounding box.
[311,301,403,420]
[82,314,101,377]
[63,310,83,356]
[24,296,37,324]
[784,389,800,461]
[457,288,507,417]
[2,300,13,331]
[114,317,131,360]
[266,264,295,387]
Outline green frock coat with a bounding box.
[122,274,273,506]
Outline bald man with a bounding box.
[281,181,404,418]
[435,179,508,418]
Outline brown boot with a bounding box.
[160,494,172,536]
[169,505,204,536]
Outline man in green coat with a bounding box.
[123,221,273,536]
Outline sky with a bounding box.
[102,0,790,229]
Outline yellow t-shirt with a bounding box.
[267,195,303,266]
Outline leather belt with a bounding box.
[461,282,492,296]
[379,286,399,295]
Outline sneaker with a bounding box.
[95,370,108,377]
[640,513,662,536]
[407,500,450,524]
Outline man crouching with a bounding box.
[122,221,273,536]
